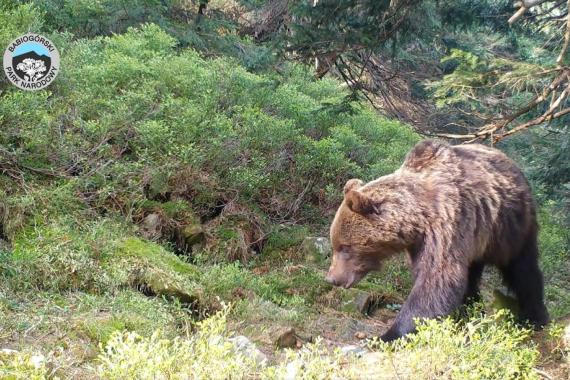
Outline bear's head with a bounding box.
[326,178,419,288]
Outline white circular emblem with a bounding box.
[3,33,60,91]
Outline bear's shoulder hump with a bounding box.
[402,139,451,171]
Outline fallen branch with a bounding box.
[509,0,551,24]
[0,148,69,179]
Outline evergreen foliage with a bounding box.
[0,1,568,379]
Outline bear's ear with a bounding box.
[345,189,376,216]
[343,179,364,195]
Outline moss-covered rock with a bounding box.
[300,236,331,265]
[203,206,266,263]
[140,213,164,240]
[111,238,203,306]
[180,223,205,248]
[339,289,383,315]
[320,287,394,316]
[137,201,205,254]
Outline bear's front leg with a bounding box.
[381,309,416,342]
[381,268,468,342]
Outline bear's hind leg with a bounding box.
[500,235,549,329]
[463,261,485,305]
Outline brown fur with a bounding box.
[326,140,549,341]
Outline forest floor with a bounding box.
[5,239,568,379]
[227,257,570,379]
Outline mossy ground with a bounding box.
[0,2,569,378]
[0,212,568,378]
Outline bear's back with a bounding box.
[451,143,531,195]
[401,140,529,192]
[401,140,536,261]
[443,142,535,264]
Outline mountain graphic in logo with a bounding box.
[12,50,51,82]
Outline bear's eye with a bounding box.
[339,249,351,260]
[371,204,384,217]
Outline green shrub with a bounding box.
[367,310,539,379]
[34,0,170,38]
[98,306,262,380]
[98,307,540,380]
[0,3,43,71]
[7,218,125,292]
[0,349,50,380]
[1,21,418,230]
[538,204,570,275]
[538,204,570,318]
[76,290,189,345]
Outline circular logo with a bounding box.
[3,33,60,91]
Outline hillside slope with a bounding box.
[0,2,568,379]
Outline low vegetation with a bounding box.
[0,1,568,379]
[96,308,541,380]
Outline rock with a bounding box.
[341,345,368,357]
[174,222,205,254]
[229,335,267,366]
[301,237,331,264]
[29,354,45,368]
[137,270,198,306]
[354,292,380,315]
[354,331,367,340]
[181,224,204,246]
[340,289,382,315]
[140,213,163,240]
[276,328,298,349]
[284,360,301,380]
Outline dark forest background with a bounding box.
[0,1,568,378]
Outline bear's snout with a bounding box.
[325,272,338,286]
[325,267,360,289]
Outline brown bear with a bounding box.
[326,139,549,342]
